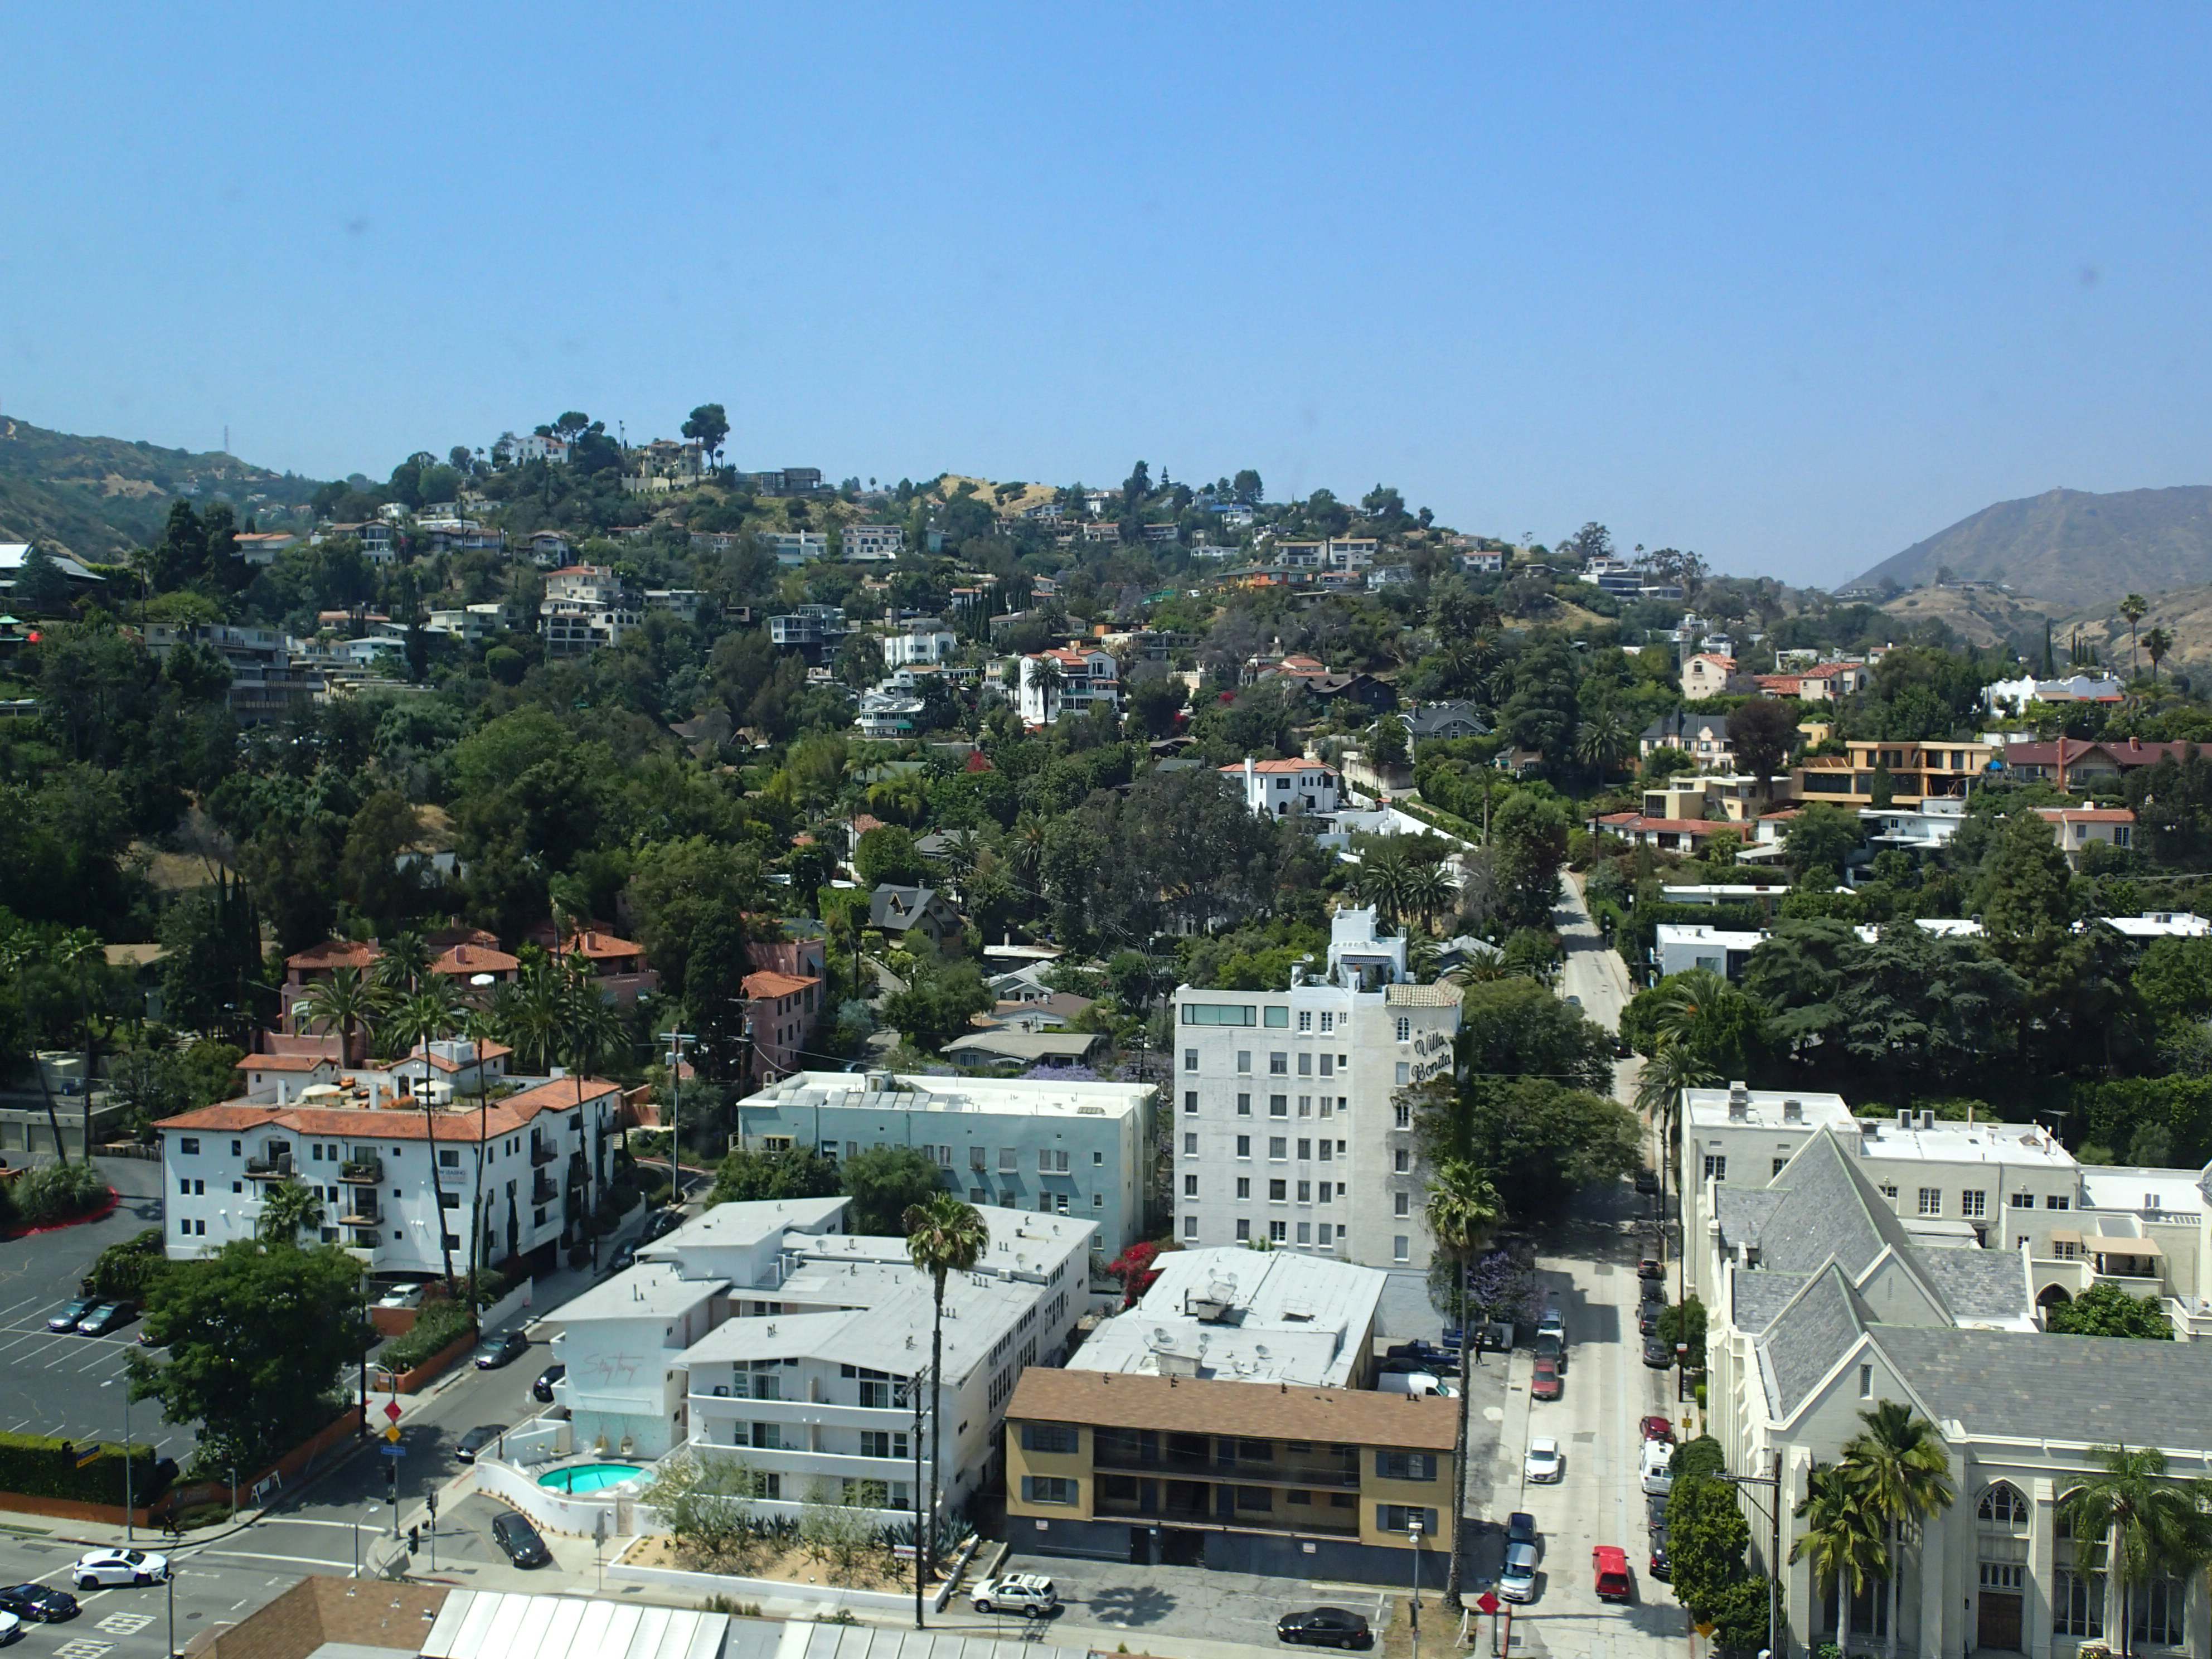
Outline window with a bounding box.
[2046,1194,2070,1210]
[1298,1011,1312,1032]
[1236,1178,1250,1199]
[860,1429,909,1458]
[1880,1183,1899,1200]
[1394,1192,1410,1217]
[1319,1054,1333,1078]
[1022,1423,1079,1454]
[1376,1451,1437,1481]
[1183,1175,1199,1197]
[1269,1220,1287,1242]
[1183,1004,1255,1026]
[1093,1149,1103,1165]
[1395,1062,1411,1085]
[1961,1190,1986,1218]
[969,1188,988,1204]
[2135,1579,2186,1648]
[1395,1017,1411,1042]
[1918,1188,1942,1216]
[1377,1504,1438,1534]
[1296,1181,1311,1202]
[1236,1135,1251,1157]
[1317,1183,1332,1204]
[2010,1191,2035,1208]
[1320,1012,1335,1034]
[1236,1092,1251,1116]
[1183,1133,1198,1155]
[1264,1007,1289,1029]
[1704,1154,1727,1181]
[1269,1052,1288,1075]
[439,1148,459,1168]
[1297,1052,1312,1076]
[1182,1215,1198,1239]
[1317,1223,1333,1245]
[1093,1193,1104,1209]
[1297,1138,1311,1160]
[1269,1180,1287,1201]
[1183,1092,1197,1115]
[970,1147,987,1170]
[1774,1158,1789,1177]
[178,1178,190,1195]
[1269,1137,1287,1160]
[1236,1050,1251,1073]
[1296,1223,1311,1244]
[1041,1148,1070,1173]
[2053,1570,2104,1639]
[1977,1484,2028,1528]
[1021,1476,1078,1506]
[1393,1235,1410,1263]
[1394,1102,1411,1129]
[1318,1141,1332,1162]
[1270,1094,1288,1117]
[997,1147,1016,1172]
[1183,1050,1198,1073]
[1235,1219,1250,1241]
[180,1138,200,1155]
[1394,1148,1410,1172]
[1297,1095,1312,1117]
[1859,1364,1873,1399]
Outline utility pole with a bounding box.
[1721,1453,1787,1659]
[663,1030,697,1201]
[910,1363,931,1629]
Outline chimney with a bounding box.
[1726,1081,1749,1120]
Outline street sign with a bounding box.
[383,1424,402,1443]
[379,1445,407,1458]
[1475,1593,1500,1615]
[383,1400,401,1423]
[1695,1622,1717,1639]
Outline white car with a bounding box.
[73,1547,169,1588]
[1640,1437,1676,1496]
[1498,1541,1540,1602]
[1524,1437,1563,1483]
[971,1574,1060,1617]
[0,1609,19,1644]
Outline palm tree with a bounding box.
[2056,1445,2212,1658]
[1792,1463,1885,1647]
[903,1194,989,1579]
[1354,842,1413,928]
[1839,1401,1956,1659]
[495,958,567,1075]
[385,982,463,1290]
[460,1006,503,1314]
[1574,709,1632,778]
[372,932,431,998]
[0,933,71,1165]
[54,929,105,1164]
[256,1177,325,1246]
[561,962,628,1262]
[2119,594,2147,678]
[1424,1159,1502,1611]
[1400,861,1454,936]
[1649,968,1735,1048]
[2144,627,2174,682]
[294,967,387,1067]
[1633,1040,1720,1195]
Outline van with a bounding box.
[1377,1371,1458,1399]
[1638,1438,1675,1496]
[1536,1296,1566,1340]
[1592,1545,1632,1602]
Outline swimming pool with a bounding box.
[536,1463,641,1494]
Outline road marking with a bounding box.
[52,1640,114,1659]
[95,1613,154,1634]
[246,1518,367,1531]
[194,1550,355,1569]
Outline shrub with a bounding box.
[0,1429,161,1507]
[85,1228,169,1300]
[13,1162,109,1227]
[380,1299,473,1372]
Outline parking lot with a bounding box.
[993,1554,1400,1649]
[0,1157,188,1460]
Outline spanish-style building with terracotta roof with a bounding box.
[2034,805,2136,867]
[156,1073,624,1277]
[428,942,521,989]
[554,929,658,1006]
[1224,755,1341,818]
[1017,646,1119,726]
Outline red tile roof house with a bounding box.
[429,942,521,995]
[279,939,384,1059]
[2004,736,2199,789]
[1596,812,1739,853]
[733,929,828,1087]
[2034,805,2137,868]
[556,930,659,1007]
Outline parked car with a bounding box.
[491,1511,550,1569]
[1524,1437,1563,1483]
[0,1608,18,1645]
[473,1331,529,1370]
[639,1208,685,1243]
[72,1548,167,1588]
[1639,1275,1666,1304]
[605,1243,637,1274]
[0,1585,76,1623]
[1640,1439,1676,1496]
[1640,1415,1676,1444]
[1277,1608,1371,1648]
[1649,1536,1673,1582]
[46,1299,94,1333]
[1385,1340,1457,1370]
[1377,1371,1457,1398]
[1499,1541,1540,1603]
[1535,1296,1565,1338]
[1564,994,1580,1007]
[1647,1492,1671,1531]
[531,1364,566,1403]
[1637,1255,1664,1279]
[1614,1034,1634,1058]
[1642,1335,1676,1369]
[75,1302,135,1338]
[1534,1331,1567,1372]
[1530,1357,1563,1400]
[1506,1512,1538,1550]
[971,1575,1059,1618]
[1592,1546,1633,1602]
[455,1425,507,1464]
[1634,1168,1660,1195]
[1637,1305,1660,1337]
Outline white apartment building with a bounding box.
[731,1069,1153,1262]
[882,619,959,667]
[842,525,904,562]
[1224,756,1342,818]
[154,1073,624,1278]
[760,531,829,566]
[1017,647,1119,725]
[550,1197,1091,1529]
[1172,909,1460,1270]
[1654,923,1767,981]
[540,565,640,657]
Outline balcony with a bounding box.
[341,1198,381,1227]
[531,1141,557,1167]
[244,1155,294,1180]
[532,1172,558,1205]
[339,1156,382,1184]
[1092,1445,1361,1489]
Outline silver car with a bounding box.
[1499,1541,1540,1603]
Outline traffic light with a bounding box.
[407,1526,419,1556]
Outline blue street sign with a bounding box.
[379,1445,408,1458]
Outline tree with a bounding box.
[293,966,386,1066]
[1424,1159,1501,1611]
[128,1239,364,1472]
[682,402,731,467]
[1792,1463,1885,1652]
[1656,1294,1707,1374]
[1667,1469,1753,1631]
[1840,1402,1955,1659]
[855,825,926,890]
[2045,1282,2175,1340]
[882,962,993,1054]
[1728,699,1800,798]
[255,1178,325,1245]
[1573,709,1631,779]
[904,1195,988,1577]
[1416,1074,1638,1221]
[2056,1445,2212,1659]
[2144,626,2174,681]
[641,1451,761,1565]
[709,1144,840,1206]
[1488,792,1569,930]
[1369,712,1409,772]
[1454,978,1617,1094]
[840,1145,948,1236]
[16,545,75,615]
[2119,594,2148,678]
[1783,802,1864,879]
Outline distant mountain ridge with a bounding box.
[0,417,323,564]
[1851,485,2212,609]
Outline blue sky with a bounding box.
[3,5,2209,586]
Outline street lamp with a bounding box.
[1408,1517,1423,1659]
[1719,1453,1786,1659]
[102,1377,133,1543]
[1675,1342,1691,1404]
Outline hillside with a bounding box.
[0,416,323,564]
[1878,584,2056,653]
[2063,585,2212,677]
[1851,485,2212,609]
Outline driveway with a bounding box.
[993,1554,1398,1650]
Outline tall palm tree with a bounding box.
[1840,1401,1956,1659]
[1424,1159,1502,1611]
[460,1006,503,1314]
[903,1194,989,1578]
[1792,1463,1885,1646]
[256,1177,326,1246]
[1574,709,1632,779]
[54,929,105,1164]
[372,932,431,998]
[2144,627,2174,683]
[385,982,463,1290]
[0,933,71,1165]
[496,958,567,1075]
[1354,842,1414,929]
[1400,861,1454,937]
[2056,1445,2212,1659]
[561,963,628,1262]
[294,967,387,1067]
[1633,1040,1720,1194]
[2119,594,2147,679]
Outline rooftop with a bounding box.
[552,1260,725,1323]
[741,1070,1149,1120]
[1656,923,1768,950]
[1684,1086,1856,1132]
[154,1074,623,1145]
[1070,1246,1388,1387]
[1007,1368,1459,1452]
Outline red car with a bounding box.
[1531,1357,1563,1400]
[1640,1415,1675,1444]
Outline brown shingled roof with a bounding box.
[1006,1368,1458,1451]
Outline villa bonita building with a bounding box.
[1171,909,1459,1270]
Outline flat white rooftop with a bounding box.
[1846,1117,2075,1170]
[1070,1246,1387,1388]
[741,1070,1148,1119]
[1684,1088,1855,1132]
[2079,1165,2211,1216]
[1656,923,1767,950]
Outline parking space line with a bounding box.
[0,1297,44,1323]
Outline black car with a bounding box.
[1634,1168,1660,1195]
[76,1301,136,1337]
[1642,1336,1676,1369]
[0,1584,77,1622]
[606,1243,637,1274]
[1385,1340,1456,1370]
[473,1331,529,1370]
[1649,1536,1673,1582]
[491,1511,550,1568]
[1506,1511,1538,1550]
[1647,1492,1671,1530]
[455,1425,508,1464]
[1278,1608,1371,1648]
[640,1207,684,1243]
[1640,1276,1666,1304]
[1637,1305,1660,1337]
[531,1364,566,1403]
[46,1299,94,1333]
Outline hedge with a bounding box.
[84,1228,170,1300]
[380,1299,473,1371]
[0,1430,162,1507]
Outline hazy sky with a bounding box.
[4,6,2209,586]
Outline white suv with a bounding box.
[972,1574,1060,1617]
